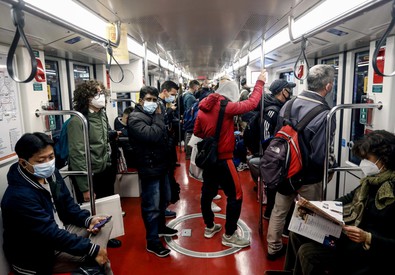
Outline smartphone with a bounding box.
[92,216,112,230]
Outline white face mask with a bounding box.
[165,95,175,103]
[25,158,56,178]
[359,158,381,176]
[91,94,106,109]
[143,101,157,114]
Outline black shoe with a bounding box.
[175,163,181,167]
[267,245,287,261]
[158,226,178,237]
[165,209,176,218]
[76,265,105,275]
[107,238,122,248]
[263,209,272,220]
[282,228,289,238]
[146,243,171,257]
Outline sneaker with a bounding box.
[165,209,176,218]
[204,223,222,238]
[237,162,249,171]
[282,228,289,238]
[211,202,221,212]
[146,243,171,257]
[213,194,221,200]
[158,226,178,237]
[221,232,250,248]
[107,238,122,248]
[267,245,287,261]
[263,208,272,220]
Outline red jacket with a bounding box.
[194,80,264,160]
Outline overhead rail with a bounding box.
[2,0,121,83]
[35,109,97,215]
[372,0,395,77]
[322,102,383,200]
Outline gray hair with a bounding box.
[306,64,335,92]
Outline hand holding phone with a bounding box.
[93,216,112,230]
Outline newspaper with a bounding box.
[288,197,344,247]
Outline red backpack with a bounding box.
[260,98,328,193]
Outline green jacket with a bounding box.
[67,109,111,193]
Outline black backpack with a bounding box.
[260,98,329,195]
[243,105,280,155]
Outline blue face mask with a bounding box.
[25,158,56,178]
[165,95,175,103]
[143,101,157,114]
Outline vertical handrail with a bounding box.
[258,37,265,235]
[35,109,96,214]
[322,102,383,200]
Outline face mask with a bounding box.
[26,158,56,178]
[359,159,381,176]
[165,95,175,103]
[143,101,157,114]
[91,94,106,109]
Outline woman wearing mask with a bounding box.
[68,80,121,248]
[281,129,395,275]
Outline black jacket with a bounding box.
[127,105,169,179]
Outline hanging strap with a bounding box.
[7,1,37,83]
[214,100,228,141]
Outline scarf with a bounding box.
[343,170,395,226]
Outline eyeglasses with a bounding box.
[93,90,106,99]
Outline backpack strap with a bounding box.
[214,100,228,141]
[295,101,329,132]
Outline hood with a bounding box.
[264,94,284,109]
[215,81,239,102]
[199,93,222,112]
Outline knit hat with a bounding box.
[269,79,296,95]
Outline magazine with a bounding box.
[288,197,344,247]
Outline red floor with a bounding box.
[108,147,286,274]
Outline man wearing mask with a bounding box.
[68,80,121,248]
[127,86,178,257]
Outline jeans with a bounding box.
[140,174,171,246]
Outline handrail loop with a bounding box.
[322,102,383,200]
[293,36,310,81]
[372,0,395,77]
[6,0,37,83]
[35,109,96,215]
[106,40,125,83]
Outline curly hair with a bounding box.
[73,80,108,115]
[352,130,395,170]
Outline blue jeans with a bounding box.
[140,174,171,246]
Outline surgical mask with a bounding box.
[165,95,175,103]
[143,101,157,114]
[91,94,106,109]
[26,158,56,178]
[359,159,381,176]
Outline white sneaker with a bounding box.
[237,162,249,171]
[213,194,221,200]
[211,202,221,212]
[204,223,222,238]
[222,232,250,248]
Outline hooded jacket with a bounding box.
[1,163,98,275]
[194,80,264,160]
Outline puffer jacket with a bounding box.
[194,80,264,160]
[1,163,98,275]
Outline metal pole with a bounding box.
[322,102,383,200]
[1,0,120,48]
[35,109,96,215]
[143,42,149,86]
[258,37,265,235]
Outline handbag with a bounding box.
[195,100,228,169]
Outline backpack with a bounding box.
[54,118,71,169]
[182,101,199,133]
[243,105,280,155]
[260,98,328,194]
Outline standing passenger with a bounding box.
[1,133,113,275]
[67,80,122,248]
[194,70,267,247]
[266,64,336,260]
[183,80,199,159]
[127,86,178,257]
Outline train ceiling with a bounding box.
[0,0,394,79]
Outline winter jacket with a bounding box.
[1,163,98,275]
[194,80,264,160]
[277,90,336,184]
[127,105,169,179]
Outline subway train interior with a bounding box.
[0,0,395,274]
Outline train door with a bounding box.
[45,60,63,136]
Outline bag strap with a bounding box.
[214,100,228,141]
[295,102,329,132]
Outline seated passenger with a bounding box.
[1,132,113,275]
[282,129,395,275]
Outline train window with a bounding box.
[321,58,339,108]
[279,71,295,83]
[73,64,90,87]
[45,60,63,136]
[349,51,369,164]
[116,93,132,117]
